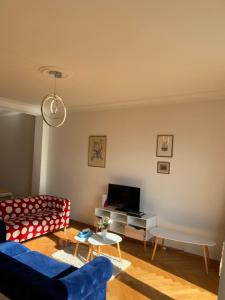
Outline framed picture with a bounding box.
[156,135,174,157]
[88,136,107,168]
[157,161,170,174]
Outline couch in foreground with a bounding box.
[0,241,113,300]
[0,195,70,243]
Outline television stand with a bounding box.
[127,211,145,217]
[95,207,157,249]
[115,208,145,217]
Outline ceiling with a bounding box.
[1,0,225,111]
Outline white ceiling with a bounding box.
[1,0,225,110]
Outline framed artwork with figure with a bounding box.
[88,135,107,168]
[156,135,174,157]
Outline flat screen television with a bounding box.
[107,183,140,212]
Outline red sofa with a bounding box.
[0,195,70,242]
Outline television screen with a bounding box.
[107,183,140,212]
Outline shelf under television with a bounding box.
[95,207,157,248]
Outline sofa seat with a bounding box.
[0,195,70,243]
[0,241,112,300]
[5,210,64,242]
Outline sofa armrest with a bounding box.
[59,256,113,300]
[0,220,6,243]
[43,195,70,213]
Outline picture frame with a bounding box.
[157,161,170,174]
[88,135,107,168]
[156,134,174,157]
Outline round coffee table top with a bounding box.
[88,232,122,246]
[74,235,89,243]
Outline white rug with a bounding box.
[52,244,131,279]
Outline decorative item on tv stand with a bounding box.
[96,200,157,250]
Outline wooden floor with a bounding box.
[24,221,219,300]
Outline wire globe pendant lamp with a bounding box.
[41,70,67,127]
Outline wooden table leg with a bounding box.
[206,246,210,265]
[203,245,209,274]
[117,243,122,261]
[97,245,101,255]
[144,240,147,251]
[86,245,93,262]
[91,245,94,260]
[74,241,79,257]
[151,237,159,260]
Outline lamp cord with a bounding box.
[53,75,56,96]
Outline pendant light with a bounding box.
[41,70,67,127]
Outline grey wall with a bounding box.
[0,113,35,197]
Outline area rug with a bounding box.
[52,244,131,279]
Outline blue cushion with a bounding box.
[0,241,30,257]
[14,251,76,278]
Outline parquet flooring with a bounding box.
[24,221,219,300]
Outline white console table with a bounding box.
[150,227,216,273]
[95,207,157,249]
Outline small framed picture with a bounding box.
[88,136,107,168]
[156,135,174,157]
[157,161,170,174]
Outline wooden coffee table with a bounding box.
[87,232,122,262]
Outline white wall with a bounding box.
[46,100,225,259]
[31,116,50,195]
[0,113,35,197]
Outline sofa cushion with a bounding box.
[5,210,65,241]
[0,197,48,221]
[0,196,70,221]
[0,241,30,257]
[15,251,77,278]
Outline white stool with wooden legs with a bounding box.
[150,227,216,274]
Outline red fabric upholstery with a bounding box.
[0,195,70,242]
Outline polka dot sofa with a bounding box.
[0,195,70,243]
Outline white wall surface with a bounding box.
[31,116,50,195]
[0,113,35,197]
[46,100,225,259]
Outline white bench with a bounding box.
[149,227,216,274]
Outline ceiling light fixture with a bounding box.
[41,70,67,128]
